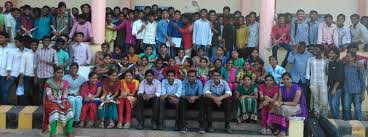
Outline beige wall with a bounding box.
[12,0,121,9]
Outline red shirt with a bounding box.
[271,24,291,44]
[179,24,193,50]
[162,65,180,78]
[19,16,34,33]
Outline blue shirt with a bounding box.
[33,15,54,40]
[291,20,310,45]
[247,22,259,48]
[203,79,232,96]
[344,64,366,94]
[161,79,183,97]
[192,19,212,45]
[287,51,313,83]
[156,19,170,43]
[63,74,87,94]
[265,65,286,85]
[308,20,319,44]
[182,79,203,96]
[167,19,183,38]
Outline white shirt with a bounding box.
[71,42,92,66]
[8,48,30,77]
[20,49,36,76]
[0,44,14,76]
[132,19,145,40]
[305,57,329,86]
[143,21,157,44]
[4,14,16,40]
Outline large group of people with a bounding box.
[0,1,368,137]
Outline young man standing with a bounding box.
[143,12,157,55]
[54,2,72,37]
[156,10,172,54]
[35,36,58,105]
[71,32,92,66]
[306,46,329,117]
[4,8,20,41]
[291,9,310,45]
[132,10,145,52]
[327,47,344,119]
[308,10,320,45]
[246,12,259,55]
[0,32,14,105]
[193,9,212,56]
[159,70,182,131]
[350,14,368,52]
[318,14,338,55]
[203,70,232,134]
[271,14,292,68]
[167,10,184,57]
[20,38,37,105]
[235,16,249,58]
[336,14,351,50]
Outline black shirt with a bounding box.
[328,60,344,89]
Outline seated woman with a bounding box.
[135,56,152,81]
[79,72,102,128]
[117,71,139,129]
[192,47,210,67]
[127,46,139,64]
[246,49,265,66]
[94,54,117,79]
[111,46,124,64]
[63,63,87,123]
[157,45,170,65]
[151,59,165,81]
[95,43,111,65]
[179,58,195,80]
[265,56,286,85]
[258,75,279,135]
[42,67,74,137]
[197,57,210,85]
[210,47,227,66]
[138,45,156,66]
[175,48,189,66]
[98,69,120,128]
[237,61,256,84]
[252,60,266,84]
[220,59,238,95]
[236,75,258,123]
[267,72,307,136]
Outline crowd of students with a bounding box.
[1,1,368,137]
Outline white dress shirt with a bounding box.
[0,43,14,76]
[132,19,145,40]
[20,49,36,77]
[8,48,29,77]
[71,42,92,66]
[143,21,157,44]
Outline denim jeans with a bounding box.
[343,92,362,120]
[328,88,343,119]
[272,44,293,67]
[0,76,16,105]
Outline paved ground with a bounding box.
[0,129,272,137]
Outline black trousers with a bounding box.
[178,97,205,128]
[204,97,231,128]
[18,76,35,106]
[158,97,180,123]
[136,95,160,123]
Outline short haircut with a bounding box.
[74,32,84,37]
[350,14,360,19]
[347,43,359,50]
[223,6,230,12]
[329,47,340,57]
[145,69,155,76]
[58,2,66,8]
[174,10,181,14]
[209,10,216,14]
[168,7,174,11]
[324,14,333,19]
[0,32,9,38]
[309,10,318,15]
[200,8,208,13]
[187,70,197,75]
[14,36,24,42]
[299,41,307,47]
[167,69,176,75]
[337,14,346,19]
[70,62,79,68]
[296,9,305,14]
[42,36,51,40]
[200,57,208,63]
[278,14,286,19]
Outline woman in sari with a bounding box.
[117,71,139,128]
[259,75,279,135]
[220,59,238,95]
[267,72,307,136]
[236,75,258,123]
[42,67,74,137]
[98,69,120,128]
[79,72,102,128]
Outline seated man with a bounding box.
[180,70,204,133]
[203,70,232,134]
[159,70,182,130]
[136,70,161,130]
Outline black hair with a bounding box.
[347,43,359,50]
[329,47,340,57]
[54,66,64,73]
[145,69,155,76]
[324,14,333,19]
[74,32,84,37]
[309,10,318,15]
[282,72,292,79]
[101,42,110,49]
[55,38,65,44]
[14,36,24,42]
[264,74,275,81]
[187,70,197,75]
[209,10,216,14]
[107,69,117,76]
[350,14,360,19]
[223,6,230,12]
[167,69,176,75]
[299,41,307,47]
[337,14,346,20]
[70,62,79,68]
[80,4,91,10]
[0,32,9,38]
[88,71,97,78]
[296,9,305,14]
[168,7,174,11]
[58,2,66,8]
[42,36,51,40]
[200,8,208,13]
[174,10,181,14]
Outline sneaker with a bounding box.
[260,128,267,135]
[98,122,104,128]
[180,127,188,133]
[123,122,131,129]
[137,122,143,130]
[117,123,123,129]
[86,121,94,128]
[198,128,206,134]
[206,127,215,133]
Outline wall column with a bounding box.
[240,0,252,16]
[259,0,275,59]
[359,0,368,16]
[91,0,106,44]
[122,0,132,8]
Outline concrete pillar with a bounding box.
[91,0,106,44]
[122,0,132,8]
[359,0,368,16]
[259,0,275,59]
[240,0,252,16]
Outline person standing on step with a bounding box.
[203,70,232,134]
[317,14,338,56]
[136,70,161,130]
[327,47,344,119]
[271,14,292,68]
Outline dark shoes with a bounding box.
[137,122,144,130]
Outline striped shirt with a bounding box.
[306,57,329,86]
[344,64,366,94]
[35,47,58,78]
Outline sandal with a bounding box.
[86,121,94,128]
[78,121,85,128]
[260,128,267,135]
[124,122,131,129]
[117,123,123,128]
[98,122,105,128]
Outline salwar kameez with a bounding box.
[220,67,238,96]
[258,84,279,128]
[118,79,139,123]
[80,81,102,123]
[98,78,120,122]
[42,79,74,136]
[237,85,258,121]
